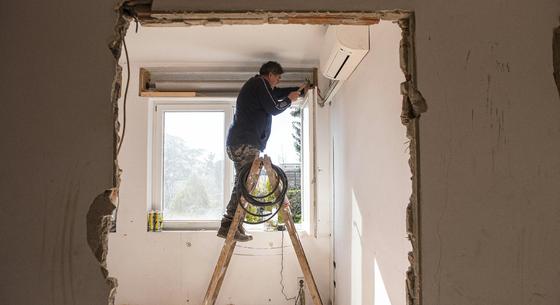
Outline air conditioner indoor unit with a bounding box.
[320,25,370,80]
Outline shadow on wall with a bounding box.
[350,185,409,305]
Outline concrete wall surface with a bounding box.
[2,1,560,305]
[0,1,117,305]
[330,21,410,305]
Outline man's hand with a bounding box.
[297,80,312,97]
[288,91,301,102]
[298,81,311,92]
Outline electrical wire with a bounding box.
[280,230,297,302]
[116,35,130,156]
[116,8,139,157]
[113,11,139,230]
[236,161,289,224]
[112,29,131,230]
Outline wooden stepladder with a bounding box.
[203,156,324,305]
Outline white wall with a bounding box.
[107,59,331,305]
[330,22,411,305]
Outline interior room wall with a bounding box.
[3,1,560,305]
[329,21,410,305]
[107,57,331,305]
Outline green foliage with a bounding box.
[290,107,302,160]
[287,188,302,223]
[163,135,224,219]
[244,171,277,223]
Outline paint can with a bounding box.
[147,210,154,232]
[147,210,163,232]
[154,210,163,232]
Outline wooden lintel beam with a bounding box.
[134,10,389,26]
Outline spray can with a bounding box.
[147,210,154,232]
[154,210,163,232]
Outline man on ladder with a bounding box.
[217,61,308,242]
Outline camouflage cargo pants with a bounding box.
[224,144,261,218]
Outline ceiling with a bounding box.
[123,24,327,68]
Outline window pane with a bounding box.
[162,111,225,221]
[264,105,302,224]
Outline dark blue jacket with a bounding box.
[226,75,298,151]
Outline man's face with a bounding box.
[268,73,282,88]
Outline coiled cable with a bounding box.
[236,161,288,224]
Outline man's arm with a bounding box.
[271,86,300,100]
[256,77,298,115]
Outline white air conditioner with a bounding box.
[320,25,370,80]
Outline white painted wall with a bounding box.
[123,24,326,67]
[108,61,331,305]
[329,22,410,305]
[108,21,334,304]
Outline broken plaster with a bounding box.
[85,2,131,305]
[92,3,426,305]
[132,5,411,27]
[398,15,424,305]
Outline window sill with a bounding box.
[153,225,309,235]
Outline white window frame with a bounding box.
[147,95,316,233]
[297,88,317,235]
[149,98,234,230]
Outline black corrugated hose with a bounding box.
[236,161,289,224]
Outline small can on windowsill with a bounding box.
[147,210,163,232]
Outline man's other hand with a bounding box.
[288,91,301,101]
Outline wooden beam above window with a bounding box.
[128,4,395,27]
[138,67,317,98]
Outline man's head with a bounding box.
[259,61,284,88]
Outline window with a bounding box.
[150,100,233,230]
[149,94,315,232]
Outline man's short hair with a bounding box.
[259,61,284,75]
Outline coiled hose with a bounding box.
[236,161,288,224]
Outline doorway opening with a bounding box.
[93,4,425,305]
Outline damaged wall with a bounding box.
[2,1,560,305]
[0,1,118,304]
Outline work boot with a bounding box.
[217,217,252,242]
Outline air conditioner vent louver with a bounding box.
[320,25,370,81]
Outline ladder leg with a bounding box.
[202,157,262,305]
[261,155,323,305]
[281,202,324,305]
[202,203,245,305]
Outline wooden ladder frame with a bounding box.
[202,156,324,305]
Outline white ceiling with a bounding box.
[124,24,327,68]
